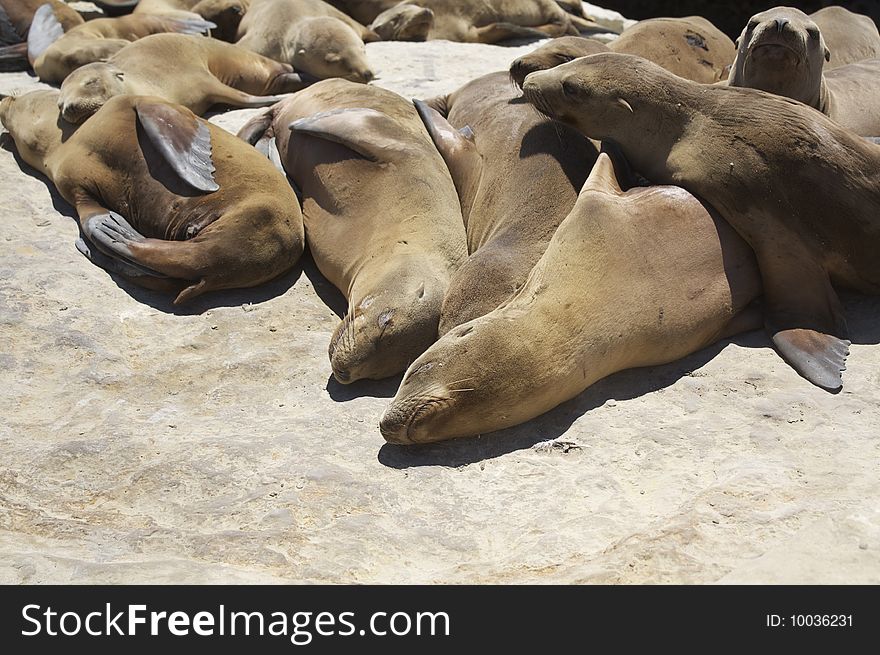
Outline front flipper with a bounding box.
[135,100,219,193]
[760,247,850,390]
[288,107,415,162]
[27,4,65,65]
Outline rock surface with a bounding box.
[0,6,878,584]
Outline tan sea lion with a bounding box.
[0,1,84,70]
[509,36,608,88]
[369,0,607,43]
[369,4,434,41]
[236,0,375,82]
[58,33,313,123]
[729,6,880,137]
[0,90,304,305]
[237,79,468,382]
[811,5,880,68]
[522,53,880,390]
[379,153,762,444]
[610,16,736,83]
[136,0,250,40]
[29,7,215,83]
[414,71,598,334]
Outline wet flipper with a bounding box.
[76,236,167,279]
[772,329,850,391]
[289,107,417,162]
[27,4,65,65]
[135,100,219,193]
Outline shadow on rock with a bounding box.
[327,372,402,402]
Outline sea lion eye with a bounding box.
[561,79,580,97]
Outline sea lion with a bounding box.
[0,0,84,70]
[610,16,736,83]
[136,0,249,40]
[811,5,880,68]
[729,6,880,136]
[29,7,215,83]
[368,0,607,43]
[237,79,468,382]
[509,36,609,88]
[379,152,762,444]
[522,53,880,390]
[414,71,598,333]
[58,33,313,123]
[235,0,375,83]
[369,4,434,42]
[0,90,304,305]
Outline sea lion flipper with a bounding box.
[772,329,850,391]
[135,101,219,193]
[79,211,166,279]
[27,4,65,65]
[161,15,217,36]
[412,98,481,195]
[75,237,166,280]
[288,107,412,162]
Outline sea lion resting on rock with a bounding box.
[0,90,304,305]
[58,33,313,123]
[811,5,880,68]
[0,0,84,70]
[509,16,735,87]
[523,53,880,390]
[135,0,250,41]
[379,153,762,444]
[28,4,215,83]
[238,80,468,383]
[370,0,607,44]
[236,0,375,83]
[729,6,880,137]
[414,71,598,334]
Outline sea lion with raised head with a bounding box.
[0,0,84,70]
[0,90,304,305]
[29,6,215,83]
[379,153,762,444]
[811,5,880,68]
[235,0,375,82]
[509,36,608,88]
[522,52,880,390]
[58,33,313,123]
[729,6,880,136]
[237,79,468,383]
[414,71,598,333]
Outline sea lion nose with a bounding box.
[775,18,789,33]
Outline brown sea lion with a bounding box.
[811,5,880,68]
[235,0,375,82]
[610,16,736,83]
[522,53,880,390]
[136,0,250,40]
[237,79,468,382]
[29,7,215,83]
[509,36,608,88]
[58,33,313,123]
[729,6,880,136]
[414,71,598,334]
[0,90,304,305]
[369,0,606,44]
[0,1,84,70]
[379,153,762,444]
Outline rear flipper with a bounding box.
[474,22,567,43]
[76,236,168,279]
[0,43,27,71]
[772,329,849,392]
[569,15,618,34]
[265,71,319,95]
[80,210,167,279]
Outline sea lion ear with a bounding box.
[412,97,481,194]
[27,4,65,65]
[288,107,414,162]
[581,152,623,195]
[825,47,831,62]
[135,101,219,193]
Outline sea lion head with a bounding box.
[509,36,608,89]
[58,62,127,124]
[0,89,72,169]
[370,4,434,42]
[292,17,374,84]
[329,267,446,384]
[730,6,829,103]
[522,53,658,142]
